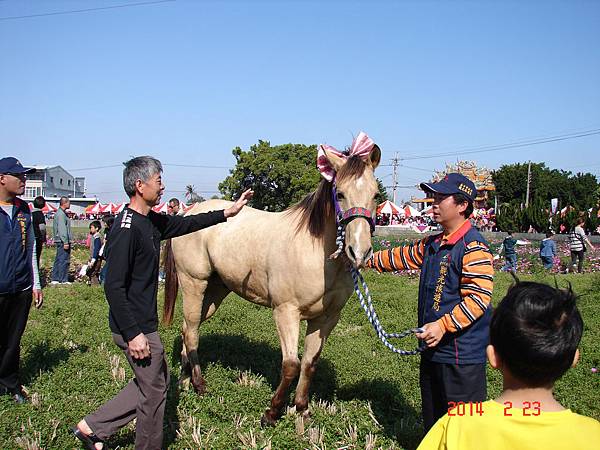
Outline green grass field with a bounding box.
[1,245,599,449]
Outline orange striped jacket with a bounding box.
[369,220,494,336]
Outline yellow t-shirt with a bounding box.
[417,400,600,450]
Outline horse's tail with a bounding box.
[163,239,179,326]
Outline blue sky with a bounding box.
[1,0,599,203]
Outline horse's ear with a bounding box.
[322,147,346,172]
[369,144,381,169]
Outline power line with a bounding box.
[164,163,230,169]
[0,0,175,21]
[398,164,434,173]
[398,128,600,161]
[67,162,230,172]
[68,164,122,172]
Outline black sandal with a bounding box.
[70,427,107,450]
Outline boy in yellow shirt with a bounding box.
[418,281,600,450]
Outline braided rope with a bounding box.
[350,267,424,356]
[329,179,422,355]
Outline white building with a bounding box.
[25,165,86,199]
[24,165,95,215]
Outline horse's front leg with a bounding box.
[294,310,341,413]
[261,306,301,427]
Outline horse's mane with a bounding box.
[287,156,368,238]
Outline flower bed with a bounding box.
[373,237,600,276]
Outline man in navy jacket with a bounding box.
[0,157,43,404]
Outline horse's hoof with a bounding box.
[192,382,207,395]
[294,401,309,414]
[177,377,191,391]
[260,411,278,428]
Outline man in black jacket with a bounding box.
[72,156,252,450]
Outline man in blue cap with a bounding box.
[368,173,494,432]
[0,157,43,403]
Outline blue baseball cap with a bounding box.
[420,173,476,202]
[0,157,35,175]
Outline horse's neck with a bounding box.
[284,208,340,256]
[322,216,341,255]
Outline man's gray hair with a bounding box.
[123,156,163,197]
[59,196,70,206]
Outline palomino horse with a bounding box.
[163,136,381,425]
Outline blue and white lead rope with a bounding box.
[350,266,425,356]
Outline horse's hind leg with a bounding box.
[261,306,301,427]
[294,311,342,413]
[180,273,230,394]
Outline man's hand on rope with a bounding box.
[416,321,444,348]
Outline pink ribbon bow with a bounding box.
[317,131,376,181]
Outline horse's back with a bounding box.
[173,200,283,302]
[172,200,350,312]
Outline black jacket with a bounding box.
[104,207,226,341]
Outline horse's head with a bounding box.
[321,144,381,268]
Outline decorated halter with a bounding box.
[319,133,423,356]
[317,131,376,259]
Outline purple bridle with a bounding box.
[331,179,375,234]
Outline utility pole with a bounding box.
[525,161,531,208]
[391,152,399,204]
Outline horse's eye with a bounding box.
[337,192,345,200]
[373,194,378,200]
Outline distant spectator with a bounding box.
[98,215,115,285]
[539,231,557,270]
[569,218,593,273]
[167,197,180,216]
[32,196,47,268]
[86,221,103,285]
[50,196,72,285]
[497,231,530,273]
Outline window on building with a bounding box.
[60,178,63,185]
[68,179,71,186]
[50,176,54,183]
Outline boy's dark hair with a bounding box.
[90,220,101,230]
[546,231,554,238]
[102,215,115,233]
[33,196,46,209]
[490,281,583,387]
[451,193,474,218]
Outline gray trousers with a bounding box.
[86,332,169,450]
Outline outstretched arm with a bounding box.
[158,189,255,240]
[367,238,426,272]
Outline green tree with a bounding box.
[569,172,599,211]
[219,140,387,212]
[493,163,598,212]
[521,199,551,233]
[376,178,389,204]
[496,203,524,232]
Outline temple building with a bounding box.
[412,160,496,210]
